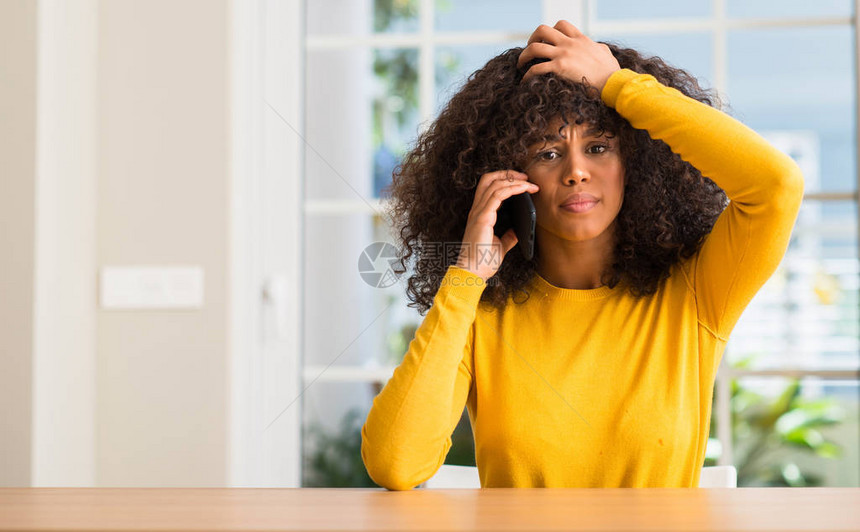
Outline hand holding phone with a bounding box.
[455,170,539,281]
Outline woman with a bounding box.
[361,21,804,489]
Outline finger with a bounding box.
[478,181,539,214]
[520,60,555,84]
[478,178,533,206]
[500,227,518,255]
[517,42,558,68]
[477,170,526,193]
[476,174,516,212]
[476,178,533,209]
[553,19,583,38]
[487,171,531,196]
[526,24,562,46]
[497,169,529,183]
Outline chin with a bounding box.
[539,225,599,243]
[561,220,606,239]
[563,232,602,243]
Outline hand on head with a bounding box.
[517,20,621,92]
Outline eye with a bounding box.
[587,143,609,155]
[536,150,559,161]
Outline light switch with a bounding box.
[100,266,204,309]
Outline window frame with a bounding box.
[301,0,860,478]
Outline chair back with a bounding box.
[697,465,738,488]
[423,464,481,489]
[423,464,738,488]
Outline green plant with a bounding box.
[708,354,846,487]
[303,405,475,487]
[444,409,476,466]
[373,0,418,33]
[303,408,377,487]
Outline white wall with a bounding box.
[0,0,37,487]
[95,0,230,487]
[0,0,303,487]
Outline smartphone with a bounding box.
[493,190,537,261]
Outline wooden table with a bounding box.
[1,488,858,531]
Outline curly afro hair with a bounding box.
[384,42,729,315]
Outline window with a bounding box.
[300,0,859,487]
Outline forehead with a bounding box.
[532,119,606,144]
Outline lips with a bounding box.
[560,193,599,213]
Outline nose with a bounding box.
[561,151,590,185]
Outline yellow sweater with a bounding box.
[361,68,805,489]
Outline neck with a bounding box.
[535,223,616,290]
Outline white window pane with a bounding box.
[732,378,859,487]
[726,0,852,19]
[434,0,541,32]
[595,0,710,20]
[304,213,421,367]
[372,48,421,198]
[306,48,374,200]
[727,26,855,194]
[307,0,419,36]
[727,200,859,371]
[591,32,713,87]
[305,48,419,200]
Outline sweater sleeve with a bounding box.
[602,69,804,359]
[360,264,485,490]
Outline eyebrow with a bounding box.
[538,124,606,143]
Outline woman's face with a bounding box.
[523,117,626,244]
